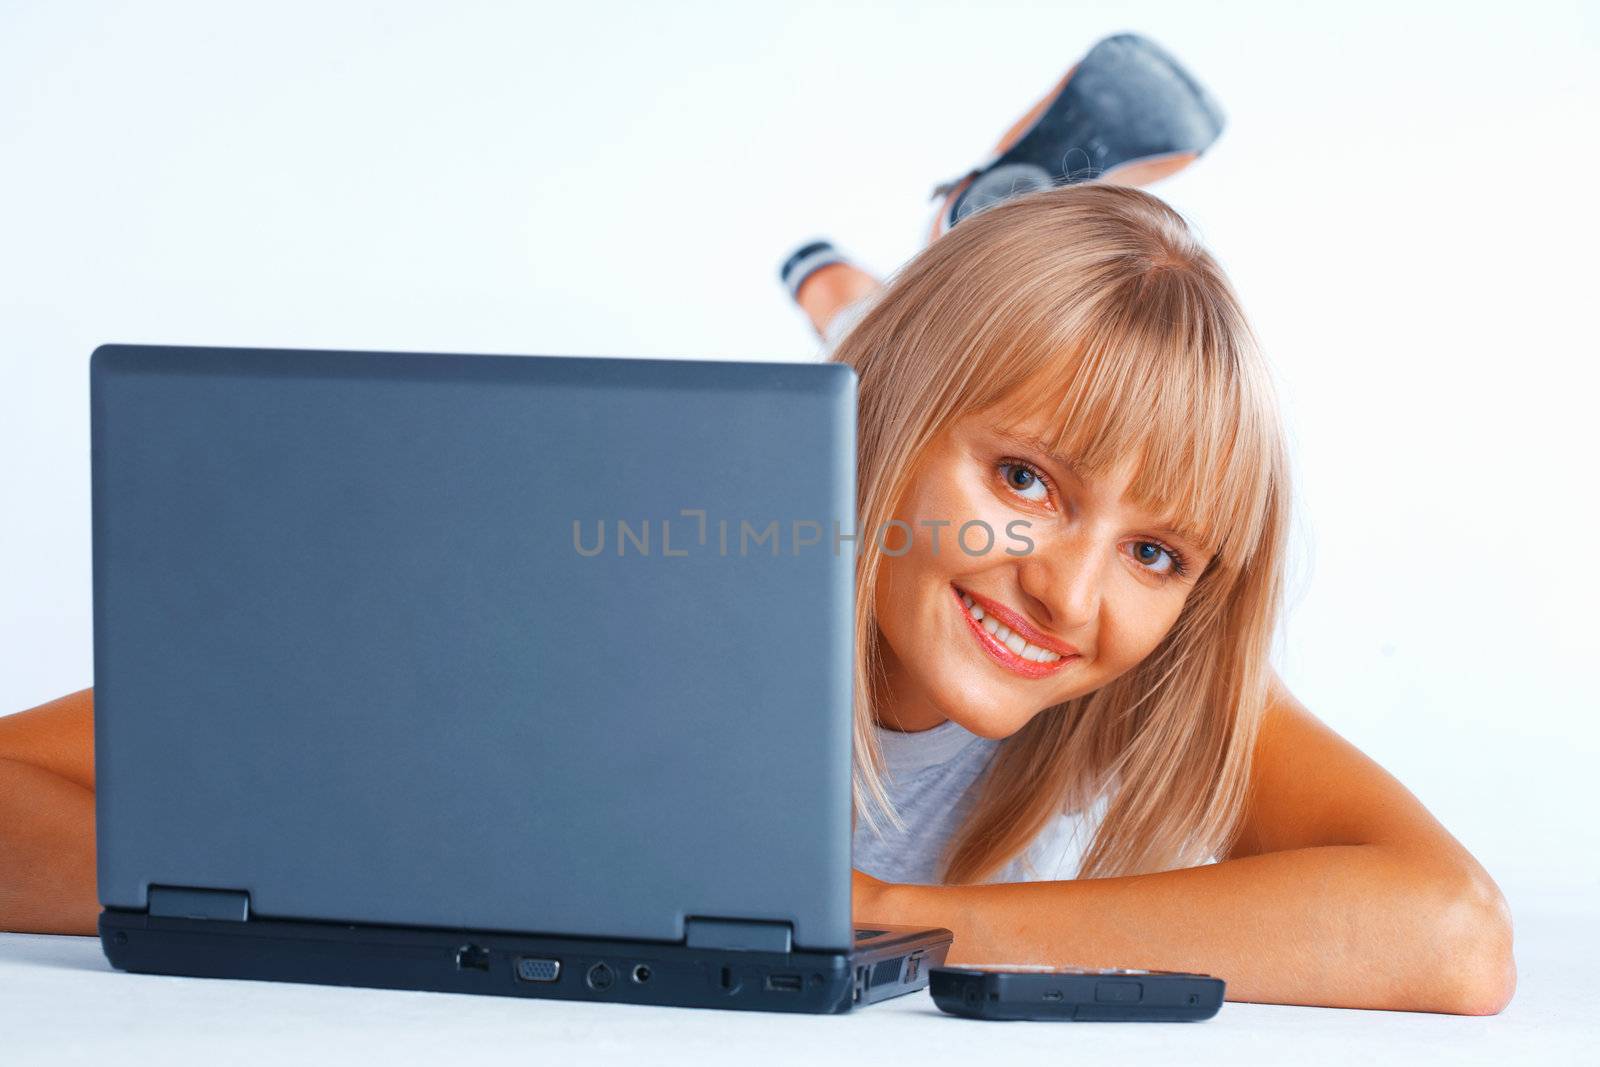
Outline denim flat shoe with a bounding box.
[931,32,1226,237]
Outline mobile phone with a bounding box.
[929,964,1225,1021]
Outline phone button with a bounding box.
[1095,979,1143,1003]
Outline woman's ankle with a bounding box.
[796,262,882,338]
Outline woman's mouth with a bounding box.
[951,584,1079,679]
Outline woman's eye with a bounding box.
[1129,541,1177,575]
[999,463,1049,503]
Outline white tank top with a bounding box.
[850,718,1110,884]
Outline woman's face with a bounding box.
[873,411,1214,737]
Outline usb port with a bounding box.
[765,972,803,992]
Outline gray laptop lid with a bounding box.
[90,344,856,952]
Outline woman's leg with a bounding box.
[794,70,1085,343]
[921,61,1202,244]
[926,65,1079,245]
[925,35,1221,242]
[791,38,1217,342]
[793,261,883,341]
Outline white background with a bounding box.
[1,0,1596,932]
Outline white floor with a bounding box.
[1,909,1592,1066]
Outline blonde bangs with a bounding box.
[982,264,1278,581]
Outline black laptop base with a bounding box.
[100,909,951,1015]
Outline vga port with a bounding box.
[515,957,561,983]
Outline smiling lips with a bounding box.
[952,584,1080,679]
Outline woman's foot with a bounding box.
[779,239,883,340]
[927,33,1225,242]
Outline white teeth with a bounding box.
[961,592,1069,665]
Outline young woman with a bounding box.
[0,35,1513,1015]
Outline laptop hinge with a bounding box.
[684,917,793,953]
[147,886,251,922]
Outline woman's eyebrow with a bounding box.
[1153,521,1213,556]
[992,427,1086,480]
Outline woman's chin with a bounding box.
[933,654,1065,737]
[948,706,1037,740]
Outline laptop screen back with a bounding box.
[90,345,856,951]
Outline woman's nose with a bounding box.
[1013,533,1107,633]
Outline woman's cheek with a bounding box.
[889,484,968,567]
[1092,598,1178,688]
[945,486,1023,567]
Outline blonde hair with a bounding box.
[829,183,1291,883]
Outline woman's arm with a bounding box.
[853,673,1516,1015]
[0,687,100,934]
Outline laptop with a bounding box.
[89,343,952,1013]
